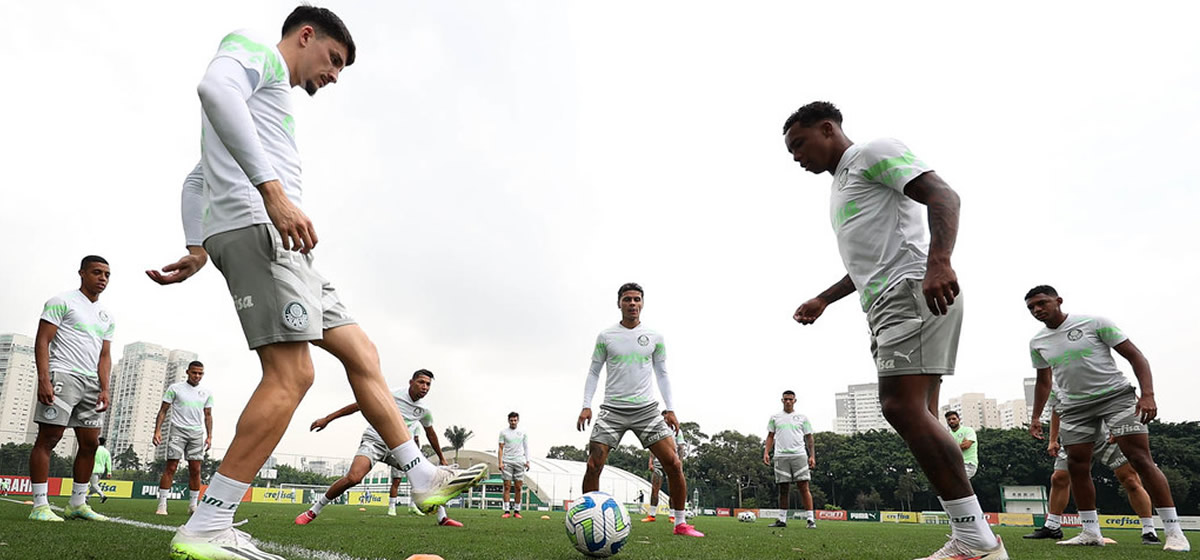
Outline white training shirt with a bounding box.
[583,323,675,410]
[182,29,301,245]
[365,387,433,441]
[1030,314,1132,411]
[163,381,214,432]
[498,427,530,463]
[40,290,115,377]
[767,411,812,456]
[829,138,934,311]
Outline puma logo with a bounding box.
[893,349,915,363]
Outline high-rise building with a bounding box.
[0,333,76,457]
[834,382,892,435]
[1023,377,1053,423]
[997,399,1030,429]
[155,350,200,461]
[941,393,999,429]
[105,342,197,467]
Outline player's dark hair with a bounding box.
[412,369,434,380]
[98,437,106,445]
[188,360,204,370]
[944,410,959,419]
[783,101,843,134]
[282,5,356,66]
[618,282,643,298]
[508,412,519,419]
[782,390,795,397]
[1024,285,1058,300]
[80,255,108,270]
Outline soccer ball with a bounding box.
[564,491,630,557]
[738,511,757,523]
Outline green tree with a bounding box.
[113,445,141,472]
[547,445,588,461]
[443,425,473,464]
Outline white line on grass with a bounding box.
[2,497,385,560]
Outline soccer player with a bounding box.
[152,360,213,515]
[147,7,484,557]
[297,369,471,527]
[784,101,1006,559]
[498,411,530,518]
[29,255,114,522]
[88,436,113,504]
[763,391,816,529]
[1024,394,1158,544]
[642,432,687,523]
[944,411,978,479]
[576,282,704,538]
[1026,285,1189,551]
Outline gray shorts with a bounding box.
[650,457,664,478]
[356,429,402,470]
[1054,437,1129,471]
[1058,387,1147,447]
[205,224,355,350]
[964,463,978,479]
[34,371,104,429]
[867,278,963,376]
[501,462,527,482]
[166,427,206,461]
[773,454,811,483]
[590,404,674,449]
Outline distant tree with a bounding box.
[200,453,221,483]
[855,487,883,510]
[113,445,141,472]
[895,471,917,511]
[444,425,473,464]
[547,445,588,462]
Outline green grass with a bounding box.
[0,498,1186,559]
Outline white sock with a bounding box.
[673,510,686,526]
[311,493,332,515]
[32,482,49,508]
[779,509,788,522]
[806,510,814,521]
[943,496,997,549]
[1141,516,1155,533]
[513,501,520,512]
[69,482,88,507]
[436,506,448,522]
[1157,507,1182,537]
[158,488,169,508]
[390,441,437,489]
[190,489,200,506]
[183,473,249,533]
[1044,513,1062,530]
[388,497,397,508]
[1080,510,1101,536]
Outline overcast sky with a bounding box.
[2,2,1196,466]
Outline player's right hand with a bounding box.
[260,180,318,253]
[37,380,54,405]
[1029,418,1043,440]
[1047,441,1060,457]
[153,431,162,446]
[146,247,208,285]
[310,417,330,432]
[576,408,592,431]
[762,452,771,467]
[794,297,827,325]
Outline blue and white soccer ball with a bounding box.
[564,491,631,557]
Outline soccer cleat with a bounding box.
[501,512,511,519]
[411,463,488,514]
[1141,531,1161,545]
[28,505,64,522]
[100,495,108,504]
[640,515,656,522]
[189,503,197,514]
[1164,533,1190,552]
[767,520,787,528]
[1057,532,1105,546]
[438,517,463,527]
[915,535,1009,559]
[1023,526,1063,540]
[64,503,108,521]
[170,525,285,560]
[386,507,397,517]
[294,510,318,525]
[673,523,705,537]
[513,511,523,519]
[806,519,817,529]
[156,505,169,516]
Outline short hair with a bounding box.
[508,412,519,419]
[782,390,795,397]
[80,255,109,270]
[783,101,843,134]
[944,410,960,419]
[187,360,204,370]
[282,5,356,66]
[1024,285,1059,301]
[618,282,644,298]
[412,369,434,380]
[98,437,106,445]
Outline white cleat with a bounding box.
[155,506,169,516]
[169,525,285,560]
[1057,532,1106,546]
[915,535,1009,560]
[411,463,488,513]
[1164,533,1191,552]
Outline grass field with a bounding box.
[0,498,1187,559]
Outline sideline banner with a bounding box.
[998,512,1034,526]
[733,508,760,519]
[881,511,919,523]
[1061,513,1081,527]
[920,512,949,524]
[57,478,133,499]
[716,508,731,517]
[348,490,388,506]
[847,510,879,522]
[984,512,1000,525]
[250,487,304,504]
[816,509,847,521]
[133,482,193,500]
[0,475,34,495]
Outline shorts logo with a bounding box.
[1067,328,1084,341]
[282,301,309,330]
[637,335,650,346]
[43,407,58,420]
[82,418,101,427]
[876,357,896,370]
[893,349,915,363]
[234,295,254,311]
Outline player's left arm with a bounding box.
[203,406,213,450]
[523,434,530,469]
[651,339,679,433]
[1114,339,1156,423]
[805,433,816,468]
[96,340,112,412]
[903,171,961,315]
[311,402,361,431]
[1029,367,1053,439]
[424,426,448,466]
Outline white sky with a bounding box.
[1,2,1196,465]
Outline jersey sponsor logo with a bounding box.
[613,353,652,365]
[234,295,254,311]
[860,275,889,310]
[1110,423,1144,436]
[282,301,309,330]
[637,334,650,346]
[833,199,861,230]
[1067,328,1084,341]
[893,349,915,363]
[1048,348,1093,367]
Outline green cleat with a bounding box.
[64,503,109,521]
[411,463,488,513]
[170,526,286,560]
[28,505,64,522]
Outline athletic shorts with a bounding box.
[205,224,355,350]
[1057,387,1147,447]
[589,404,674,449]
[356,429,402,471]
[166,427,206,461]
[501,462,527,482]
[650,457,664,478]
[774,454,811,483]
[1054,436,1128,471]
[867,278,963,376]
[964,463,978,479]
[34,371,104,429]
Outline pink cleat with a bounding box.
[673,523,705,537]
[438,517,464,527]
[501,512,511,519]
[513,512,523,519]
[294,510,318,525]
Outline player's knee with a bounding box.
[878,396,915,429]
[1051,469,1070,488]
[1117,469,1143,491]
[661,455,682,474]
